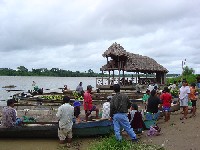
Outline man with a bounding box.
[56,96,74,147]
[1,99,17,128]
[83,85,99,121]
[110,84,137,142]
[179,80,190,120]
[76,82,84,96]
[147,90,162,114]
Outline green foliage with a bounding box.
[40,95,63,100]
[170,89,179,97]
[167,76,182,85]
[167,74,197,85]
[72,91,83,100]
[88,135,164,150]
[0,66,108,77]
[182,66,195,76]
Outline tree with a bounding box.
[17,66,28,72]
[182,66,195,76]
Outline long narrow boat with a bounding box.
[0,119,113,138]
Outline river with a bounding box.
[0,76,98,105]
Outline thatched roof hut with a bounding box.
[100,42,168,84]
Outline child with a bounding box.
[142,90,150,109]
[160,87,172,122]
[128,104,145,133]
[73,101,81,123]
[189,83,198,117]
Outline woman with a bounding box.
[189,83,198,117]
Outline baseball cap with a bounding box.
[87,85,93,90]
[73,101,81,107]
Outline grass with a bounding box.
[87,135,164,150]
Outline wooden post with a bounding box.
[113,70,114,85]
[108,70,110,85]
[123,70,125,86]
[131,74,133,83]
[136,72,138,84]
[102,70,103,85]
[118,56,120,84]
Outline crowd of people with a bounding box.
[0,79,198,148]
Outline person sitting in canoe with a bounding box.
[62,85,68,94]
[83,85,99,122]
[56,96,74,148]
[1,99,21,128]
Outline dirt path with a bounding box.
[140,100,200,150]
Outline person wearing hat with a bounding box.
[179,80,190,120]
[83,85,99,121]
[73,101,81,123]
[56,96,74,148]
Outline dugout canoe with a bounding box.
[0,119,113,138]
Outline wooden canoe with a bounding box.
[0,120,113,138]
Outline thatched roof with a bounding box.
[101,43,168,73]
[102,42,128,61]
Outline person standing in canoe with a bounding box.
[76,82,84,96]
[56,96,74,148]
[110,84,138,142]
[83,85,99,121]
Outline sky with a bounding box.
[0,0,200,74]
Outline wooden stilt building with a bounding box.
[96,42,168,90]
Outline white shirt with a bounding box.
[130,110,137,122]
[148,85,154,92]
[56,103,74,130]
[76,85,83,93]
[102,102,110,119]
[179,86,190,100]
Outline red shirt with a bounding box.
[160,92,172,107]
[83,91,93,110]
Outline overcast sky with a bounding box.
[0,0,199,74]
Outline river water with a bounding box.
[0,76,97,105]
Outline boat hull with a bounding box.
[0,120,113,138]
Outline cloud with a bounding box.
[0,0,200,74]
